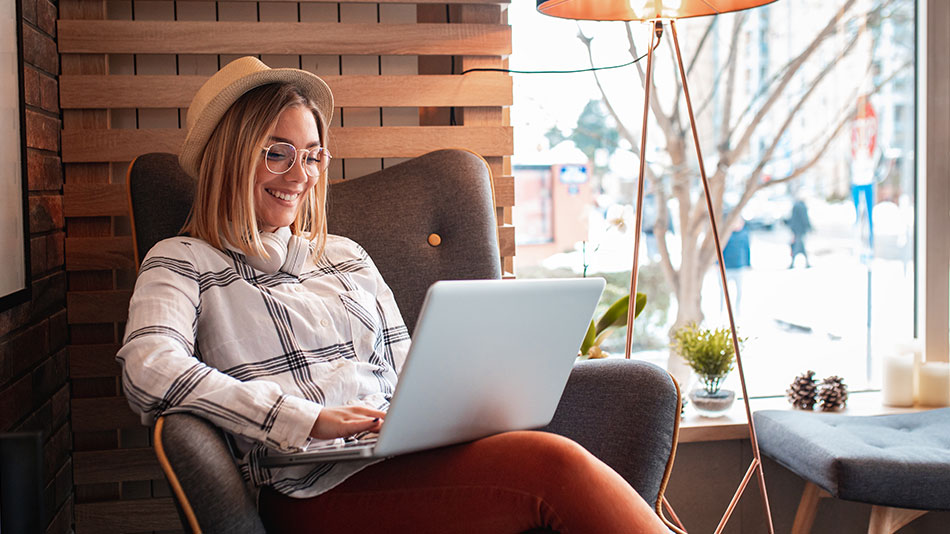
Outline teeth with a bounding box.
[267,189,298,201]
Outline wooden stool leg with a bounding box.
[867,506,928,534]
[791,482,830,534]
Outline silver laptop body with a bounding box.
[259,277,605,467]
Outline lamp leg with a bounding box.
[669,19,775,534]
[624,19,660,360]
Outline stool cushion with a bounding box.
[754,408,950,511]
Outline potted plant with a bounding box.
[670,322,744,416]
[579,292,646,359]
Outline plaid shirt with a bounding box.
[117,234,411,497]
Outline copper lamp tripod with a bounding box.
[537,1,780,532]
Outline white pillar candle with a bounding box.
[882,353,915,407]
[918,362,950,407]
[895,340,924,401]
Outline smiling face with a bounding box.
[254,104,322,232]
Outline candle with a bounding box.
[894,340,924,401]
[918,362,950,407]
[881,353,915,407]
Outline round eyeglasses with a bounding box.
[261,142,331,177]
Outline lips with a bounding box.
[266,188,299,202]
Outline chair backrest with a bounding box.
[128,149,502,534]
[127,149,501,332]
[326,149,502,332]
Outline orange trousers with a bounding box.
[259,430,670,534]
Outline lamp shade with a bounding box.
[537,0,777,21]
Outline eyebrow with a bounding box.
[268,135,321,149]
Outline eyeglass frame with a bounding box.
[259,141,332,177]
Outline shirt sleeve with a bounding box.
[116,240,319,452]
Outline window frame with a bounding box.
[920,0,949,364]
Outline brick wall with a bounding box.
[0,0,71,532]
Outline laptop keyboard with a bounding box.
[312,433,378,451]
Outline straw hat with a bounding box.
[179,56,334,178]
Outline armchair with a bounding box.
[127,149,681,533]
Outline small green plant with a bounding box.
[670,322,744,394]
[579,292,647,359]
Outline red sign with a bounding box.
[851,97,877,159]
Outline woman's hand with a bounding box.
[310,405,385,440]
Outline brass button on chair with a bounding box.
[127,149,682,533]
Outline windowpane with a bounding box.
[513,0,917,396]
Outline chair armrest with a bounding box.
[541,358,681,509]
[155,414,267,534]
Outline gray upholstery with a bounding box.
[754,408,950,511]
[128,150,680,533]
[542,358,679,507]
[157,415,267,533]
[127,152,196,265]
[328,149,501,333]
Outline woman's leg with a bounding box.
[259,430,669,534]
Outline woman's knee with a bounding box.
[490,431,614,486]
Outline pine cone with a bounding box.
[786,370,818,410]
[818,375,848,411]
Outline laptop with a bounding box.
[259,277,605,467]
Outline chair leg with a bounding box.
[867,506,928,534]
[791,481,830,534]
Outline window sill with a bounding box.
[678,391,940,443]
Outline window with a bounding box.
[511,0,921,396]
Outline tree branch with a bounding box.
[726,0,859,164]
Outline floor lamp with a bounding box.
[537,1,778,533]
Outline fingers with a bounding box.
[310,406,386,439]
[348,405,387,419]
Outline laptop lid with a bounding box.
[373,277,604,457]
[260,277,604,466]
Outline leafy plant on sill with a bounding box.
[670,322,745,394]
[579,292,647,359]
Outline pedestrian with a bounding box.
[721,215,751,313]
[787,197,812,268]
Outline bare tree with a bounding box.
[574,0,912,330]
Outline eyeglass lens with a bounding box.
[264,142,329,177]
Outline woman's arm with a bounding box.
[118,240,322,451]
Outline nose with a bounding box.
[284,151,308,183]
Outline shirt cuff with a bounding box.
[269,394,322,451]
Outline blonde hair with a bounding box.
[182,83,328,262]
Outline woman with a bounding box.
[118,57,670,533]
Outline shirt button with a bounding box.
[320,319,330,327]
[294,285,305,293]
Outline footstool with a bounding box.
[753,408,950,534]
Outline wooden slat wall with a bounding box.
[60,2,512,532]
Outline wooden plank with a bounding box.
[379,2,419,171]
[62,126,514,162]
[58,21,512,56]
[340,3,384,179]
[493,175,514,208]
[498,225,515,257]
[63,128,182,162]
[63,174,511,220]
[73,448,162,484]
[60,0,121,503]
[74,497,179,534]
[72,397,140,433]
[64,183,127,217]
[167,0,508,3]
[69,343,122,378]
[66,236,135,271]
[67,290,132,324]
